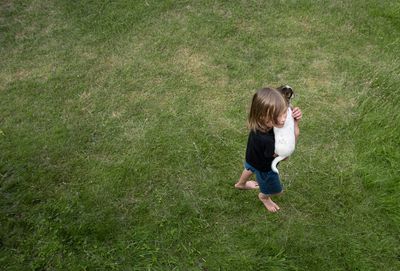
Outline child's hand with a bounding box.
[292,107,302,122]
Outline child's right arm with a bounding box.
[292,107,302,142]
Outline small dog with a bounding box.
[271,85,296,174]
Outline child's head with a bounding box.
[248,87,288,132]
[276,85,294,103]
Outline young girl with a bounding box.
[234,87,302,212]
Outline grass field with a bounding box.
[1,0,399,270]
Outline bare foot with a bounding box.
[234,180,259,190]
[258,194,280,212]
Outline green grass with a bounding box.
[1,0,399,270]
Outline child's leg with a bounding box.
[258,193,280,212]
[234,169,258,190]
[257,171,282,212]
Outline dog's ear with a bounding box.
[277,85,294,102]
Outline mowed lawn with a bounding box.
[1,0,399,270]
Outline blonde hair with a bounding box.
[248,87,288,132]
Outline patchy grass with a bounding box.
[1,0,399,270]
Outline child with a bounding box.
[234,87,302,212]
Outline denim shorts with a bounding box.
[245,162,282,195]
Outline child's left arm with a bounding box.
[292,107,302,142]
